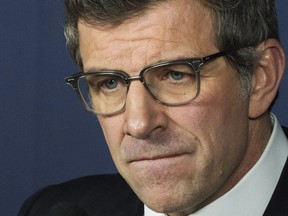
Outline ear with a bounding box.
[249,39,286,119]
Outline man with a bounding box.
[19,0,287,215]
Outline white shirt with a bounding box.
[145,114,288,216]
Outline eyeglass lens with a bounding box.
[77,63,199,115]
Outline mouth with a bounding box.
[128,153,191,179]
[131,153,187,163]
[129,153,192,170]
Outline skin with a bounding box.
[77,0,285,215]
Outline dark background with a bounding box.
[0,1,287,215]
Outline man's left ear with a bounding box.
[249,39,286,119]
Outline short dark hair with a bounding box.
[64,0,280,97]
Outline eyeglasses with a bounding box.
[65,50,227,116]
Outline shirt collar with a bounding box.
[145,114,288,216]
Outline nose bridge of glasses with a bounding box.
[126,75,144,84]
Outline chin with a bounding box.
[134,182,199,215]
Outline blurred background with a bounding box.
[0,0,287,215]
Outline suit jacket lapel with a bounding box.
[263,157,288,215]
[263,127,288,215]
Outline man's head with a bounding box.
[64,0,285,215]
[65,0,280,98]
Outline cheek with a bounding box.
[170,90,248,137]
[168,84,249,169]
[188,73,249,148]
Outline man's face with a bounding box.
[78,0,251,214]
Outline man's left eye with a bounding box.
[169,71,185,80]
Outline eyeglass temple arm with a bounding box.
[65,76,78,89]
[202,51,227,63]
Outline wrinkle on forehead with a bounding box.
[78,0,214,73]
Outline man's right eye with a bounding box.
[103,79,118,90]
[87,76,121,92]
[168,71,185,81]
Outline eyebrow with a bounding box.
[84,67,116,73]
[82,53,199,73]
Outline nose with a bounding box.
[123,81,168,139]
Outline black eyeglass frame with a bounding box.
[65,50,227,115]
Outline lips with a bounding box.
[130,152,189,163]
[122,142,196,164]
[128,152,192,180]
[120,130,198,164]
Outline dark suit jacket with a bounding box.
[18,174,143,216]
[18,128,288,216]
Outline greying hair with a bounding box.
[64,0,279,98]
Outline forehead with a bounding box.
[78,0,215,72]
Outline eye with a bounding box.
[103,79,118,89]
[86,75,124,93]
[169,71,185,80]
